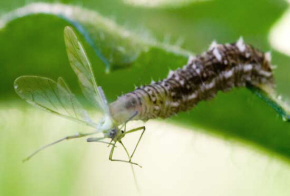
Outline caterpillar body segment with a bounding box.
[110,38,275,123]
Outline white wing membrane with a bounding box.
[14,76,97,127]
[64,26,110,115]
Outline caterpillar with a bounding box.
[14,26,278,166]
[110,39,275,123]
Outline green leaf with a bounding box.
[0,2,191,71]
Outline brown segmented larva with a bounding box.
[15,27,276,166]
[110,38,275,123]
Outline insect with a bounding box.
[15,27,145,167]
[15,26,283,166]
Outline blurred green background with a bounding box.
[1,0,290,195]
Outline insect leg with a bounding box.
[23,132,97,162]
[125,126,146,161]
[109,141,142,168]
[247,83,290,121]
[87,137,114,146]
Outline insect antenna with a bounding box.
[23,132,97,162]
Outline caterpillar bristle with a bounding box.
[187,55,195,63]
[209,40,218,50]
[236,37,246,52]
[271,65,277,70]
[265,52,272,62]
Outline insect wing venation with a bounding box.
[14,76,97,127]
[64,26,111,116]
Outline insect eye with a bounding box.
[109,129,117,138]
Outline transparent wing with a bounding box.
[14,76,97,127]
[64,26,110,115]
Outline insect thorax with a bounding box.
[110,39,275,123]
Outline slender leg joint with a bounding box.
[107,126,146,168]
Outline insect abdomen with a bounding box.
[110,39,274,123]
